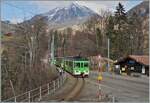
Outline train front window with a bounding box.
[75,63,80,67]
[84,63,88,67]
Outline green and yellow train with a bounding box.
[55,56,90,77]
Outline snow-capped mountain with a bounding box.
[30,3,99,28]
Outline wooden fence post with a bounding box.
[39,86,42,100]
[47,83,50,94]
[28,91,30,102]
[14,97,16,103]
[53,81,55,92]
[4,74,69,102]
[57,78,59,88]
[112,96,115,103]
[62,74,64,83]
[60,75,62,86]
[63,73,65,80]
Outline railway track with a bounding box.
[41,73,85,101]
[55,74,85,101]
[61,77,85,101]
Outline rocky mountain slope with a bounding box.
[127,1,149,17]
[29,3,99,28]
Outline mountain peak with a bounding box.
[34,3,99,28]
[70,2,80,7]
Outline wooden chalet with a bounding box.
[114,55,149,76]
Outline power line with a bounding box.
[4,2,48,22]
[4,2,36,16]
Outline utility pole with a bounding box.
[28,25,34,90]
[29,25,34,70]
[97,55,103,101]
[130,35,133,55]
[51,33,55,65]
[24,52,27,73]
[48,35,51,63]
[30,36,34,69]
[107,38,110,72]
[46,28,51,64]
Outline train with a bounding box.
[54,56,90,77]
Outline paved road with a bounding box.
[87,71,149,102]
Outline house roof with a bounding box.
[115,55,149,66]
[128,55,149,65]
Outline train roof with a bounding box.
[64,56,88,61]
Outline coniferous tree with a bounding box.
[105,3,130,59]
[105,15,119,59]
[114,2,130,58]
[96,28,102,51]
[115,2,127,30]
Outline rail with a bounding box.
[3,73,66,102]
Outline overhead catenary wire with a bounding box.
[4,2,36,16]
[4,1,50,25]
[3,2,37,25]
[4,2,49,19]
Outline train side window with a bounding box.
[69,61,73,67]
[84,63,88,67]
[65,61,67,65]
[73,62,75,68]
[67,61,69,66]
[66,61,68,66]
[75,63,80,67]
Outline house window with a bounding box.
[122,67,125,71]
[128,60,135,64]
[115,65,120,69]
[131,67,134,70]
[142,66,145,74]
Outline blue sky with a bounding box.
[1,0,143,24]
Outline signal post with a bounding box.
[97,55,103,101]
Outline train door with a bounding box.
[80,62,84,74]
[74,61,80,75]
[84,62,89,75]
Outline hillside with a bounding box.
[127,1,149,17]
[58,1,149,57]
[1,21,17,35]
[127,1,149,54]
